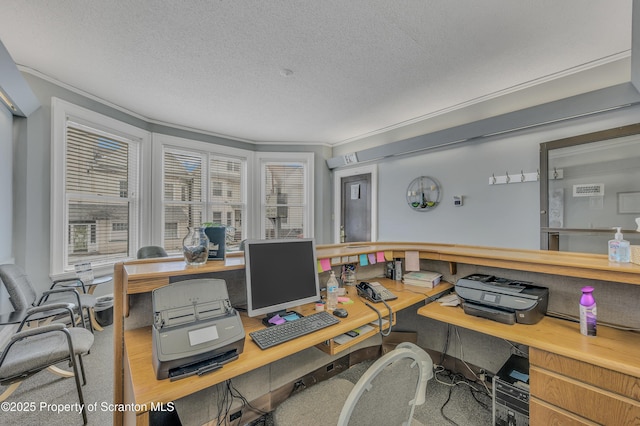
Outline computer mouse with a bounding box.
[333,308,348,318]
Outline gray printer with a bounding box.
[152,278,245,380]
[455,274,548,325]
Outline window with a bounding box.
[155,135,249,253]
[211,181,223,197]
[165,222,178,239]
[51,98,150,275]
[257,153,314,239]
[112,223,128,232]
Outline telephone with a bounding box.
[356,281,398,302]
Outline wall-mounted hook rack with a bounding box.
[488,170,539,185]
[551,167,564,180]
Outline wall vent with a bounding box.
[573,183,604,197]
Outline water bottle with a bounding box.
[326,271,339,311]
[579,286,596,337]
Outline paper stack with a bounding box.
[403,270,442,288]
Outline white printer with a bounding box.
[152,278,245,380]
[455,274,548,325]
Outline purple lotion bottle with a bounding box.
[579,286,597,336]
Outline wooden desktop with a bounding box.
[114,250,443,426]
[113,242,640,426]
[123,282,436,423]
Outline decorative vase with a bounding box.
[182,227,209,265]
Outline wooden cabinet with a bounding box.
[530,348,640,425]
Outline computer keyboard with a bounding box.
[249,311,340,350]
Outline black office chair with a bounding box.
[273,342,433,426]
[136,245,169,259]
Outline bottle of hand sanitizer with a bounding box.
[608,227,630,263]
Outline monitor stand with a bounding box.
[262,310,304,327]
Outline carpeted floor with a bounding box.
[253,360,493,426]
[1,324,492,426]
[341,361,493,426]
[1,323,114,426]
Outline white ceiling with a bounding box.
[0,1,633,145]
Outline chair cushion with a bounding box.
[68,327,95,353]
[273,378,354,426]
[0,327,94,380]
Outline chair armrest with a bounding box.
[11,323,66,342]
[51,278,88,293]
[18,303,77,331]
[27,303,75,315]
[39,287,83,307]
[0,323,70,366]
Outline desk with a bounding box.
[418,301,640,423]
[114,243,640,426]
[122,279,441,425]
[0,309,27,325]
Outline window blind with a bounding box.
[208,156,244,247]
[162,149,204,251]
[65,124,138,267]
[162,148,246,251]
[263,162,306,239]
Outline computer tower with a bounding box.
[493,354,530,426]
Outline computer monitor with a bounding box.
[244,238,320,322]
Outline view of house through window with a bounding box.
[162,148,245,252]
[65,125,138,267]
[262,161,308,239]
[53,102,313,274]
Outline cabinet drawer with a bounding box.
[531,366,640,425]
[530,348,640,401]
[530,397,597,426]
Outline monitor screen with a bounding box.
[244,238,320,318]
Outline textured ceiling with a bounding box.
[0,1,633,145]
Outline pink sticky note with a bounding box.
[376,251,385,262]
[368,253,376,264]
[320,258,331,272]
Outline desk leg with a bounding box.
[90,309,104,332]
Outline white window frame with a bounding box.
[254,152,314,240]
[51,98,151,278]
[151,133,253,249]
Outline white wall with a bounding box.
[375,103,640,249]
[0,103,13,312]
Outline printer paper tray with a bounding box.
[168,349,239,381]
[462,301,516,325]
